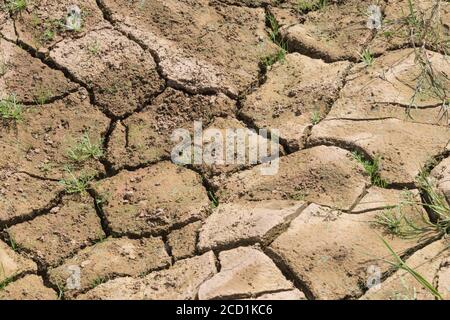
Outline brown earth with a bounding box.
[1,0,449,301]
[92,161,210,236]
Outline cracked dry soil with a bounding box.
[0,0,449,300]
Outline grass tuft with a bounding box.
[66,133,104,163]
[296,0,329,13]
[375,191,434,239]
[4,0,27,14]
[263,13,289,71]
[90,276,108,289]
[208,190,219,209]
[352,151,388,188]
[0,95,23,123]
[310,110,322,125]
[261,47,287,68]
[358,49,375,67]
[59,170,95,194]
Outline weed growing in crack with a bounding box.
[310,110,322,125]
[376,169,450,240]
[358,49,375,67]
[56,283,65,300]
[4,0,27,15]
[375,191,434,239]
[0,274,15,290]
[380,237,443,300]
[90,276,108,289]
[264,13,289,71]
[7,233,19,251]
[208,190,219,209]
[0,95,23,123]
[352,151,387,188]
[59,170,95,194]
[296,0,328,13]
[261,47,287,69]
[267,13,281,44]
[35,18,65,45]
[290,192,306,201]
[66,133,104,163]
[416,170,450,235]
[34,88,53,105]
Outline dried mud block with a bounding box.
[213,145,369,211]
[243,289,307,300]
[0,89,109,180]
[241,53,350,151]
[100,0,278,96]
[0,38,77,103]
[193,117,284,176]
[369,0,450,55]
[362,239,450,300]
[198,200,307,251]
[14,0,108,52]
[0,240,36,283]
[198,246,296,300]
[280,0,375,62]
[168,221,202,261]
[0,10,16,41]
[430,157,450,207]
[48,237,170,297]
[351,187,421,214]
[7,195,105,266]
[0,171,63,225]
[92,162,210,236]
[0,275,58,300]
[327,49,450,126]
[50,28,164,117]
[310,118,450,185]
[78,251,217,300]
[268,203,431,299]
[106,88,236,170]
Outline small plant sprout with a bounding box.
[359,49,375,66]
[66,132,104,163]
[90,277,108,289]
[59,170,95,194]
[7,232,19,251]
[0,274,15,290]
[296,0,328,13]
[208,190,219,209]
[87,41,101,55]
[4,0,27,14]
[34,88,53,105]
[261,47,286,68]
[415,171,450,235]
[42,28,55,42]
[0,95,23,123]
[310,110,322,125]
[375,191,432,239]
[66,5,82,31]
[264,13,289,69]
[352,151,387,188]
[267,13,281,44]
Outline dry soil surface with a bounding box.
[0,0,449,300]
